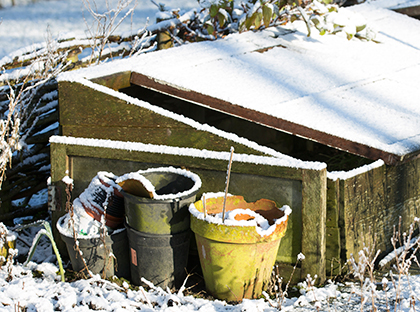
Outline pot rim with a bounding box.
[118,166,202,201]
[57,214,124,240]
[189,194,290,244]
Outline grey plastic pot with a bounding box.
[126,223,191,289]
[123,170,200,235]
[59,225,130,279]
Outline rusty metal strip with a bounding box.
[130,72,412,166]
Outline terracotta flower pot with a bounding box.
[81,172,124,230]
[189,194,291,302]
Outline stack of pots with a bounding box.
[57,172,130,279]
[121,167,201,289]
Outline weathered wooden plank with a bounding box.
[342,165,386,259]
[90,71,132,91]
[326,178,341,276]
[393,5,420,18]
[61,143,303,182]
[59,81,182,128]
[50,143,71,259]
[301,168,327,282]
[61,125,268,155]
[341,158,420,262]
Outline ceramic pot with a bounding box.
[190,195,290,302]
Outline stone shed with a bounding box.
[51,2,420,282]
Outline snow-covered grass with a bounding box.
[2,0,420,311]
[1,217,420,311]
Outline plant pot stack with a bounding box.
[120,167,201,289]
[57,172,129,279]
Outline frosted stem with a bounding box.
[222,146,234,223]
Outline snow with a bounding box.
[0,0,199,59]
[3,241,420,312]
[57,197,103,238]
[3,0,420,311]
[61,175,73,186]
[50,135,326,170]
[369,0,420,10]
[327,159,385,181]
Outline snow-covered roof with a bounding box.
[59,2,420,165]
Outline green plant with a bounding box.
[15,220,65,282]
[172,0,377,42]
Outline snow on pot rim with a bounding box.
[189,192,291,243]
[116,166,202,200]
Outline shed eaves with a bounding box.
[127,3,420,165]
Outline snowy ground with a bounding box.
[2,0,420,311]
[0,221,418,312]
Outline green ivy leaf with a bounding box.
[206,23,215,35]
[262,4,273,28]
[218,8,230,28]
[218,12,226,27]
[245,13,256,30]
[311,16,321,27]
[210,4,219,18]
[254,10,263,29]
[320,28,326,35]
[290,14,299,23]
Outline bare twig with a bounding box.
[222,146,234,223]
[82,0,138,65]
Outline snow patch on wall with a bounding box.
[327,159,385,181]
